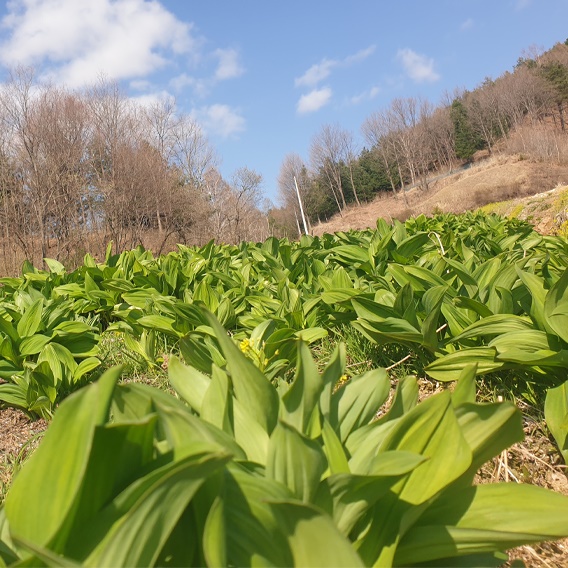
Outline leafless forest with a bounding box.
[0,68,268,274]
[1,42,568,275]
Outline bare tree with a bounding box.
[362,109,401,194]
[277,153,312,233]
[228,167,263,242]
[338,128,361,206]
[310,124,348,214]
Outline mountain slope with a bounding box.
[312,155,568,236]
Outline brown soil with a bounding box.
[312,155,568,236]
[0,408,47,501]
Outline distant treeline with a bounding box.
[0,69,268,274]
[273,40,568,234]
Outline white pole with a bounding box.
[294,176,309,235]
[294,209,302,238]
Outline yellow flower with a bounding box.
[239,338,251,353]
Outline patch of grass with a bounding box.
[553,186,568,212]
[98,331,171,392]
[508,203,525,218]
[313,324,431,380]
[0,431,45,506]
[478,200,512,215]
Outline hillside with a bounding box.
[312,154,568,237]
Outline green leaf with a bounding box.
[84,451,231,567]
[321,419,350,475]
[269,501,364,567]
[455,401,523,483]
[16,298,44,339]
[545,380,568,463]
[168,356,211,414]
[5,366,121,548]
[201,366,233,436]
[426,348,503,382]
[451,364,477,407]
[395,484,568,566]
[202,466,294,567]
[544,268,568,343]
[205,312,279,435]
[281,342,323,435]
[137,314,179,337]
[380,391,472,505]
[332,368,391,443]
[19,333,52,356]
[449,314,533,344]
[267,420,326,502]
[320,451,426,537]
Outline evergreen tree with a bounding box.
[450,99,484,161]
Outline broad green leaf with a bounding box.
[421,286,445,351]
[317,344,346,445]
[321,418,350,475]
[331,244,369,264]
[269,501,364,567]
[137,314,178,337]
[168,356,210,414]
[544,268,568,343]
[19,333,52,356]
[84,451,231,567]
[395,232,432,259]
[451,364,477,407]
[294,327,328,343]
[426,348,503,382]
[155,400,245,462]
[5,367,121,548]
[201,366,233,435]
[0,383,28,409]
[379,390,472,505]
[281,342,323,435]
[320,451,426,537]
[352,317,423,346]
[516,267,550,332]
[545,380,568,463]
[202,466,294,567]
[376,374,419,425]
[395,484,568,566]
[454,401,523,483]
[39,258,65,274]
[266,420,326,503]
[332,368,390,443]
[358,392,472,567]
[449,314,533,344]
[205,312,279,435]
[16,298,43,338]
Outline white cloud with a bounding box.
[295,45,375,87]
[0,0,199,88]
[195,104,245,138]
[460,18,474,30]
[214,48,244,80]
[295,59,336,88]
[397,48,440,83]
[297,87,332,114]
[130,90,175,109]
[349,86,380,105]
[344,45,376,65]
[514,0,532,10]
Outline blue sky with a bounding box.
[0,0,566,203]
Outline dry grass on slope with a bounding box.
[312,155,568,236]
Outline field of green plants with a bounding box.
[1,210,568,566]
